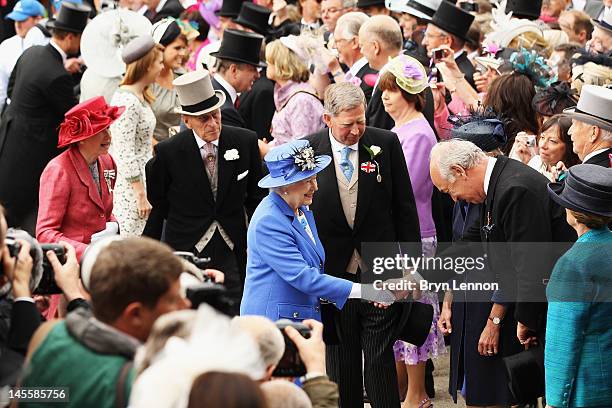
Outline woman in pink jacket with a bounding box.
[36,96,125,261]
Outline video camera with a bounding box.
[272,320,312,378]
[0,232,66,295]
[174,252,237,317]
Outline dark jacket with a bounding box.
[353,62,377,104]
[583,147,611,167]
[211,77,246,128]
[456,52,476,90]
[151,0,184,22]
[0,44,77,232]
[143,126,265,253]
[238,74,275,140]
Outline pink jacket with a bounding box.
[36,146,117,260]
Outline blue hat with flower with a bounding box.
[259,140,332,189]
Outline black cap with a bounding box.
[548,164,612,217]
[357,0,386,8]
[46,2,91,33]
[216,0,247,18]
[233,2,272,36]
[430,1,474,41]
[210,29,266,67]
[505,0,542,20]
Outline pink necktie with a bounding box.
[202,142,216,179]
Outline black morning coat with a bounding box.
[0,44,77,231]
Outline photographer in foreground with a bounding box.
[19,237,190,408]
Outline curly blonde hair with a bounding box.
[265,39,310,83]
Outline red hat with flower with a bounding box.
[58,96,125,148]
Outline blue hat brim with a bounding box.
[547,181,612,217]
[258,155,332,189]
[6,11,29,21]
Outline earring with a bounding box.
[283,191,288,195]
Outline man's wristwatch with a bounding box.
[488,316,502,325]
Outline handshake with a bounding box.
[360,276,423,307]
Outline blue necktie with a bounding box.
[339,146,354,182]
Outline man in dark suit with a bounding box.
[143,71,265,314]
[0,2,89,234]
[422,1,476,89]
[430,140,575,352]
[209,29,265,129]
[564,84,612,168]
[304,82,423,408]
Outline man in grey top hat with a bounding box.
[144,70,265,314]
[0,1,90,234]
[564,84,612,168]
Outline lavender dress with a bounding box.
[269,81,324,146]
[392,117,446,364]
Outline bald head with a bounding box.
[231,316,284,370]
[261,380,313,408]
[358,15,402,70]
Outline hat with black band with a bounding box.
[173,70,226,116]
[562,84,612,132]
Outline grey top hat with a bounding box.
[173,70,226,116]
[592,7,612,35]
[563,84,612,132]
[548,164,612,217]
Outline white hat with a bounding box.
[173,70,226,116]
[385,0,441,20]
[80,9,152,78]
[563,85,612,132]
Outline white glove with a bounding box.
[90,222,119,243]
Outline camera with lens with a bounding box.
[174,251,212,271]
[272,320,312,378]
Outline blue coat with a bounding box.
[240,191,353,322]
[545,228,612,408]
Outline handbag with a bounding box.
[503,345,545,403]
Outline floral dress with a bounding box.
[109,89,155,236]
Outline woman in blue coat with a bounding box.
[240,140,389,322]
[545,164,612,408]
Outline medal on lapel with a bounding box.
[363,145,382,183]
[481,211,495,240]
[103,170,116,194]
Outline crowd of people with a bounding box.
[0,0,611,406]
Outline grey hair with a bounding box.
[601,128,612,142]
[261,380,313,408]
[231,316,285,368]
[360,15,403,52]
[324,82,366,115]
[431,140,487,182]
[342,0,357,8]
[336,11,369,39]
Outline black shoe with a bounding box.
[425,359,435,398]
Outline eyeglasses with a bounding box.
[423,31,448,39]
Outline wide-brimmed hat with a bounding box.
[386,0,441,20]
[80,10,152,78]
[259,140,332,189]
[548,164,612,217]
[173,70,226,116]
[562,84,612,132]
[592,7,612,35]
[58,96,125,148]
[46,2,91,33]
[385,54,428,94]
[505,0,542,20]
[430,1,474,41]
[210,29,266,67]
[233,2,271,36]
[5,0,45,22]
[216,0,245,18]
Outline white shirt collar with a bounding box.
[583,147,610,163]
[193,130,219,148]
[213,73,237,104]
[483,157,497,195]
[454,49,464,60]
[156,0,168,13]
[348,57,368,76]
[49,40,67,64]
[328,129,358,151]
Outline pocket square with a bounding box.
[237,170,249,181]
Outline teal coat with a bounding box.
[545,228,612,408]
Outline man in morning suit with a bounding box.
[304,82,423,408]
[0,2,90,234]
[422,1,477,90]
[430,140,576,353]
[209,29,265,129]
[143,70,265,314]
[359,15,436,131]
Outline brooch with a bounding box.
[103,169,116,194]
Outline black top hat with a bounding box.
[548,164,612,217]
[233,2,272,36]
[505,0,542,20]
[210,29,266,67]
[46,2,91,33]
[216,0,246,18]
[430,1,474,41]
[357,0,386,8]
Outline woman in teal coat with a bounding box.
[545,164,612,408]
